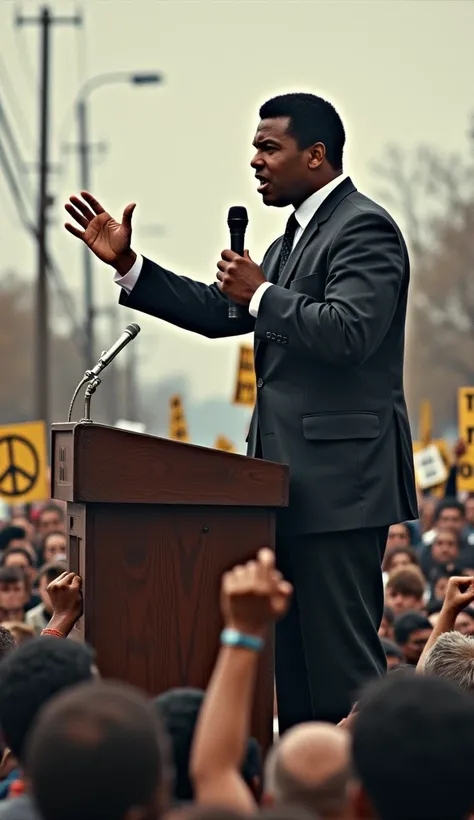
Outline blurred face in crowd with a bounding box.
[432,529,459,566]
[0,580,27,614]
[44,533,67,563]
[465,496,474,526]
[386,654,401,671]
[455,611,474,636]
[3,552,36,586]
[386,524,410,549]
[385,589,422,617]
[385,550,415,573]
[436,506,465,535]
[433,576,450,601]
[379,615,394,641]
[38,509,64,537]
[420,496,436,533]
[10,516,35,542]
[402,628,432,665]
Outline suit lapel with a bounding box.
[278,177,356,290]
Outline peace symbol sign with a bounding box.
[0,435,39,497]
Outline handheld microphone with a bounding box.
[227,206,249,319]
[88,323,141,378]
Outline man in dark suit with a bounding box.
[65,92,417,731]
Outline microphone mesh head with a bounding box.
[126,323,141,338]
[227,206,248,227]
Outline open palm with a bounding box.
[64,191,136,266]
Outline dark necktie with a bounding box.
[278,212,299,276]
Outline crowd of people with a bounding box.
[0,483,474,820]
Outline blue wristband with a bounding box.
[220,628,264,652]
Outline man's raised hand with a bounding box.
[220,548,292,639]
[64,191,137,273]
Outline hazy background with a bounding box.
[1,0,473,450]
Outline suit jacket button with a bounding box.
[271,333,276,340]
[257,377,264,388]
[266,331,271,339]
[276,335,282,342]
[283,337,288,344]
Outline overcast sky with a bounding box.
[1,0,473,406]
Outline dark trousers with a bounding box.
[275,527,388,733]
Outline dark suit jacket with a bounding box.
[120,177,417,535]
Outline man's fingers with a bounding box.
[70,575,82,589]
[217,261,227,273]
[221,249,238,262]
[122,202,136,229]
[81,191,105,214]
[65,203,88,229]
[69,196,96,223]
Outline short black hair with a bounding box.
[463,605,474,620]
[154,687,261,802]
[426,599,443,616]
[434,497,465,522]
[259,93,345,170]
[0,636,94,761]
[1,546,34,567]
[0,565,28,587]
[0,625,16,660]
[353,675,474,820]
[0,526,26,552]
[26,681,169,820]
[381,638,403,660]
[394,612,432,645]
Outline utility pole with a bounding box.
[77,99,99,365]
[16,6,81,441]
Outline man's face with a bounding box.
[251,117,319,209]
[38,510,64,536]
[465,497,474,525]
[385,590,422,616]
[455,612,474,636]
[379,616,394,640]
[402,628,432,664]
[437,507,465,534]
[0,581,27,612]
[386,524,410,549]
[432,530,459,565]
[386,654,401,671]
[44,533,67,563]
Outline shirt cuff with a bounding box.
[249,282,272,317]
[113,254,143,294]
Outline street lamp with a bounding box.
[76,72,163,367]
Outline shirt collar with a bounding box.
[294,173,349,232]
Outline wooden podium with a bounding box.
[51,422,288,750]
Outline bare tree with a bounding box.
[372,123,474,431]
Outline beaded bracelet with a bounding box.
[41,628,64,638]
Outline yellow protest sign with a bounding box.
[419,400,433,447]
[0,420,48,504]
[233,344,256,407]
[169,395,189,442]
[214,435,236,453]
[457,387,474,492]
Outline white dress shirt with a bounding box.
[113,173,348,318]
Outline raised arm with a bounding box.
[64,192,254,339]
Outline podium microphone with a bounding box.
[227,206,248,319]
[89,323,141,378]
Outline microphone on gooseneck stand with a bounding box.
[227,206,249,319]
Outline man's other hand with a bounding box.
[65,191,137,274]
[220,548,292,638]
[216,250,266,305]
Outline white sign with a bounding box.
[414,444,448,490]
